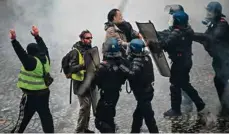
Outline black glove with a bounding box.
[147,40,162,54]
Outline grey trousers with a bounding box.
[75,93,92,133]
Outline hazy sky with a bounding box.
[1,0,229,58]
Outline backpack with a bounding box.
[60,50,73,75]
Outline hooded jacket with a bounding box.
[11,35,50,94]
[11,36,50,71]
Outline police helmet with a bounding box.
[129,39,145,54]
[206,1,225,18]
[172,11,189,26]
[103,38,121,58]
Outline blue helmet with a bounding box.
[129,39,145,54]
[103,37,121,58]
[172,11,189,26]
[206,1,225,17]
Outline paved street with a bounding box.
[1,0,229,133]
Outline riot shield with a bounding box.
[77,46,100,115]
[136,20,171,77]
[90,86,100,116]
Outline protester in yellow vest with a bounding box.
[62,30,95,133]
[9,26,54,133]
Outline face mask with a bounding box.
[202,10,215,26]
[168,15,174,27]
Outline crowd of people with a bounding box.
[8,1,229,133]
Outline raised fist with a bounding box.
[9,29,16,40]
[31,25,39,36]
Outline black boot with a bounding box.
[164,109,182,117]
[197,102,205,112]
[84,129,94,133]
[169,85,182,117]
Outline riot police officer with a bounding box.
[119,39,159,133]
[165,4,194,111]
[94,38,127,133]
[193,1,229,115]
[148,11,206,117]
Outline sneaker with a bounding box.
[164,109,182,117]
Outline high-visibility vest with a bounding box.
[71,48,86,81]
[17,56,50,90]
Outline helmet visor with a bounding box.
[164,4,183,14]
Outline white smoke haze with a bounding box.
[2,0,229,106]
[0,1,229,132]
[3,0,229,54]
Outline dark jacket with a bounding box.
[68,41,94,95]
[66,41,91,74]
[156,26,194,63]
[94,58,127,102]
[120,52,154,101]
[11,35,50,94]
[193,18,229,77]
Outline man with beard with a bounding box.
[10,26,54,133]
[94,38,127,133]
[104,8,142,58]
[62,30,95,133]
[193,1,229,116]
[148,11,206,117]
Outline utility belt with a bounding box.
[170,52,192,62]
[132,83,153,89]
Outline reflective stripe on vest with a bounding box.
[71,48,85,81]
[17,56,50,90]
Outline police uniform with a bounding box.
[194,1,229,115]
[151,11,205,117]
[119,39,159,133]
[94,38,127,133]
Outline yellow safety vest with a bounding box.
[17,56,50,90]
[71,48,86,81]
